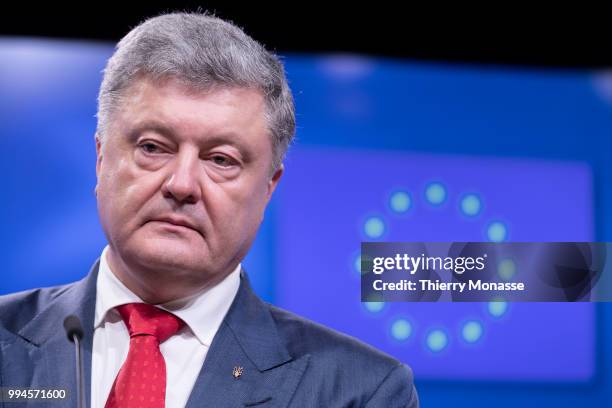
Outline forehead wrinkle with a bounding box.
[129,83,263,137]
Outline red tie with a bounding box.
[104,303,184,408]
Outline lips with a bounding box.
[149,215,201,236]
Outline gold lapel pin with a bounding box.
[232,366,244,379]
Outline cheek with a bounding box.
[97,161,159,233]
[205,181,268,235]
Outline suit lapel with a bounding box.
[185,271,309,407]
[10,260,99,406]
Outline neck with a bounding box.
[104,247,233,304]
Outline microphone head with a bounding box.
[63,315,84,342]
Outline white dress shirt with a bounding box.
[91,245,241,408]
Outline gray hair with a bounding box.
[96,11,295,172]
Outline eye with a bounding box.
[139,142,163,154]
[211,154,235,168]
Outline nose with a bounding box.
[161,148,202,205]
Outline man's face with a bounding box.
[95,77,282,299]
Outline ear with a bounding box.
[95,133,102,176]
[95,133,103,183]
[266,163,284,201]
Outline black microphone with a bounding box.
[63,315,86,408]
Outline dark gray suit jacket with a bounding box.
[0,260,418,407]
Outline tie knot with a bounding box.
[116,303,184,343]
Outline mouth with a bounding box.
[148,216,202,237]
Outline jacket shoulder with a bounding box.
[0,284,73,335]
[266,304,418,406]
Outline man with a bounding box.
[0,12,418,407]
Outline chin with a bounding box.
[125,235,207,274]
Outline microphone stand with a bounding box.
[64,315,86,408]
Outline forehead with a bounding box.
[111,77,270,148]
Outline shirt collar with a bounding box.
[94,245,241,347]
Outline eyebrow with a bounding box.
[127,120,254,161]
[128,120,173,140]
[125,120,174,146]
